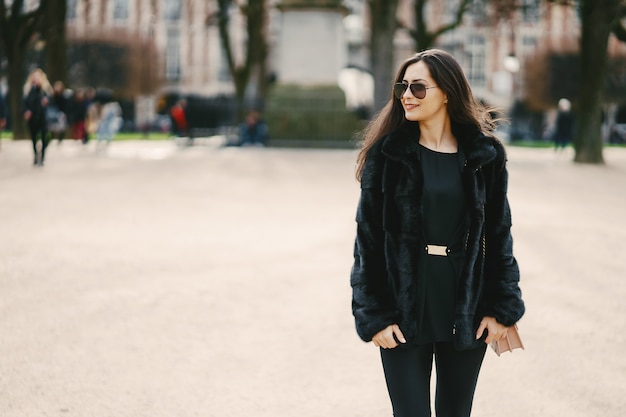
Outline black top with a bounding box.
[23,86,48,126]
[415,144,466,344]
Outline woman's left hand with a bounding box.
[476,316,508,344]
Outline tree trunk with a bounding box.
[369,0,399,113]
[575,0,619,163]
[413,0,433,51]
[7,47,27,139]
[217,0,268,118]
[44,0,68,85]
[410,0,470,51]
[244,0,267,110]
[0,0,46,139]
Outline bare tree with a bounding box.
[366,0,512,113]
[0,0,47,139]
[403,0,472,51]
[368,0,400,112]
[43,0,67,85]
[216,0,269,111]
[573,0,626,163]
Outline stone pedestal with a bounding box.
[276,1,348,85]
[267,1,360,144]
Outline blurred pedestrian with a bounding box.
[96,100,122,147]
[239,110,268,147]
[85,87,99,144]
[170,99,188,136]
[0,88,6,148]
[48,81,69,144]
[0,87,6,132]
[350,49,525,417]
[23,68,52,166]
[69,89,88,143]
[553,98,573,152]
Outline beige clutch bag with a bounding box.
[490,324,524,356]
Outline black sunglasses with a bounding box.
[393,82,438,99]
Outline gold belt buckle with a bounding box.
[426,244,448,256]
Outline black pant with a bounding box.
[29,124,48,164]
[380,342,487,417]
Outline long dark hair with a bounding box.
[355,49,497,181]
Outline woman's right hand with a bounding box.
[372,324,406,349]
[24,110,32,121]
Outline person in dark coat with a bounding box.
[239,110,268,146]
[23,68,52,166]
[350,49,525,417]
[69,88,88,143]
[49,81,69,144]
[553,98,574,151]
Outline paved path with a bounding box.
[1,139,625,417]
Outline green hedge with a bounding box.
[265,84,364,144]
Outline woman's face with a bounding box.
[31,72,41,86]
[398,61,448,124]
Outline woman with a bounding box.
[23,68,52,166]
[350,49,525,417]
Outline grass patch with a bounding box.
[113,132,172,141]
[507,141,626,149]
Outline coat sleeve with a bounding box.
[482,142,525,326]
[350,149,398,342]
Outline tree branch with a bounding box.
[0,0,47,54]
[430,0,472,39]
[217,0,237,77]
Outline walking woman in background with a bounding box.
[23,68,52,166]
[350,49,525,417]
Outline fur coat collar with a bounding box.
[380,121,498,170]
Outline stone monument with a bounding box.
[267,0,362,145]
[276,0,347,84]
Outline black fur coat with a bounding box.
[351,121,525,350]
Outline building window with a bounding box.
[163,0,181,21]
[522,35,537,61]
[67,0,78,20]
[522,36,536,50]
[521,0,540,23]
[113,0,129,22]
[467,35,486,87]
[166,28,181,81]
[440,0,458,24]
[468,0,489,25]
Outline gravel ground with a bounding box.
[0,138,625,417]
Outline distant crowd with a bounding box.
[1,68,123,166]
[0,69,275,167]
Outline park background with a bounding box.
[1,2,626,416]
[1,0,626,161]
